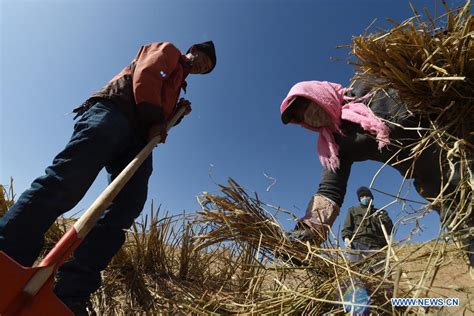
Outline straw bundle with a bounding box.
[194,179,333,271]
[352,0,473,138]
[190,179,396,315]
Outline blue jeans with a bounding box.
[0,101,152,301]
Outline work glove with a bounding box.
[177,98,192,115]
[344,237,352,249]
[147,98,192,143]
[171,98,193,127]
[301,194,340,242]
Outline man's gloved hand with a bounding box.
[147,99,192,143]
[344,237,352,249]
[177,98,192,116]
[171,98,193,127]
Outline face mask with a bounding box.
[360,197,372,206]
[303,103,332,128]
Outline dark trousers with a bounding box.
[0,101,152,300]
[347,240,383,261]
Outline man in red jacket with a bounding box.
[0,41,216,314]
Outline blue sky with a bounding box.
[1,0,464,244]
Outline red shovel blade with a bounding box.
[0,251,73,316]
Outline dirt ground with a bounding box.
[395,242,474,315]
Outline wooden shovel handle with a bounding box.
[74,105,187,238]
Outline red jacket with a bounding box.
[89,42,189,131]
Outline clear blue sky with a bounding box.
[1,0,464,243]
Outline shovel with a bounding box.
[0,105,187,315]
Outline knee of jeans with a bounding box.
[141,156,153,178]
[128,197,147,224]
[129,160,151,210]
[127,157,152,213]
[105,158,151,229]
[31,171,88,216]
[111,190,148,230]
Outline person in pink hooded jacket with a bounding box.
[279,80,472,268]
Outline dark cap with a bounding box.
[187,41,216,74]
[356,186,373,199]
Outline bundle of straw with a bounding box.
[192,179,395,314]
[352,0,473,139]
[194,178,325,267]
[351,0,473,258]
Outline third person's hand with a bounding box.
[344,237,352,249]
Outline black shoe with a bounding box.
[61,298,96,316]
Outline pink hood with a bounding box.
[280,81,390,172]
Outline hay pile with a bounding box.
[1,178,473,314]
[90,178,471,315]
[347,1,474,313]
[54,180,398,315]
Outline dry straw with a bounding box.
[352,0,473,135]
[1,177,472,314]
[351,0,472,262]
